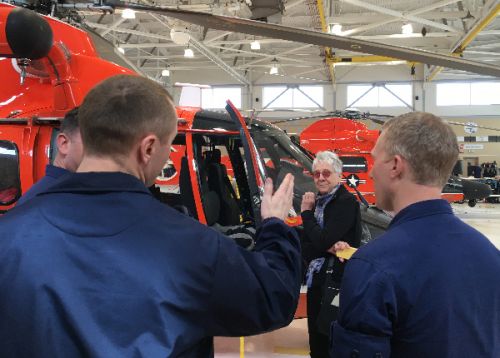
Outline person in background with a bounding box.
[300,151,361,358]
[332,112,500,357]
[0,75,302,357]
[16,107,83,205]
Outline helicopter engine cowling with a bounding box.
[0,6,52,59]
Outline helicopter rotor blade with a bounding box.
[447,121,500,132]
[368,115,500,133]
[105,1,500,78]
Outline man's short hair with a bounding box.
[78,75,177,157]
[313,151,343,175]
[60,107,79,135]
[382,112,458,187]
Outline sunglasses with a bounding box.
[313,169,332,179]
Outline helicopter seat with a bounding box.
[179,154,253,248]
[206,149,241,226]
[179,155,221,225]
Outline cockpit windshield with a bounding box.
[250,124,316,213]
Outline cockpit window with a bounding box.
[250,127,315,213]
[0,141,21,205]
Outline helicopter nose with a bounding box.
[461,179,492,201]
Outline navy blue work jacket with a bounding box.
[332,199,500,358]
[16,164,69,206]
[0,172,301,357]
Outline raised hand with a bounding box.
[261,174,295,221]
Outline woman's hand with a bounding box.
[327,241,351,262]
[301,192,316,212]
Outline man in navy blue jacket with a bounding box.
[16,107,83,205]
[0,75,302,357]
[331,112,500,357]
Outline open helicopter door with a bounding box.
[225,100,264,227]
[225,101,308,319]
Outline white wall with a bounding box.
[169,64,500,163]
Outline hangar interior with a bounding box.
[75,1,500,356]
[1,0,499,357]
[81,0,500,169]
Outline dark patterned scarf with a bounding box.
[314,184,340,228]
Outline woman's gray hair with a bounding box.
[313,151,343,175]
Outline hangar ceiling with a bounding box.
[73,0,500,83]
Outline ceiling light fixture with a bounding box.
[170,27,191,45]
[250,40,261,50]
[117,47,125,54]
[329,24,343,35]
[121,9,136,19]
[269,58,279,75]
[401,23,413,35]
[184,48,194,58]
[161,69,170,77]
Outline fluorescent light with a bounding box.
[121,9,136,19]
[184,48,194,58]
[117,47,125,54]
[250,40,261,50]
[401,23,413,35]
[329,24,342,35]
[161,69,170,77]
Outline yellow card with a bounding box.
[336,247,357,260]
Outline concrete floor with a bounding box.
[214,202,500,358]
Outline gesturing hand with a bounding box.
[261,174,295,221]
[301,192,316,213]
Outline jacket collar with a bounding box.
[389,199,453,229]
[40,171,150,196]
[45,164,70,179]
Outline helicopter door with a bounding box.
[225,101,265,227]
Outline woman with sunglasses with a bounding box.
[301,150,362,358]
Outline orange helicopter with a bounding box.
[2,1,499,326]
[0,4,315,318]
[274,111,493,207]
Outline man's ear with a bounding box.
[56,133,70,156]
[390,154,405,179]
[138,134,158,165]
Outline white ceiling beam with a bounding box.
[464,51,500,56]
[206,45,315,63]
[426,0,500,80]
[241,44,315,67]
[100,17,126,37]
[341,0,462,35]
[353,32,458,40]
[204,31,234,44]
[291,67,329,76]
[148,13,250,85]
[86,22,171,41]
[327,10,478,24]
[284,0,306,13]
